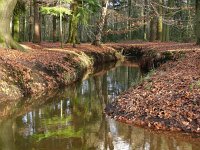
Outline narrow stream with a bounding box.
[0,61,199,150]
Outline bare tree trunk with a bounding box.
[33,0,41,43]
[92,0,109,46]
[0,0,24,50]
[164,0,174,41]
[195,0,200,45]
[29,0,33,42]
[41,15,45,41]
[128,0,132,40]
[20,14,26,42]
[150,17,157,42]
[143,0,148,41]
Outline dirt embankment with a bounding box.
[0,43,122,101]
[106,47,200,133]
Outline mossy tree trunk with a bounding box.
[195,0,200,45]
[0,0,24,50]
[67,1,78,47]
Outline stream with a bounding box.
[0,60,199,150]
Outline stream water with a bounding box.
[0,61,199,150]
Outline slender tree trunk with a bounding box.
[165,25,169,41]
[162,0,166,41]
[162,24,166,41]
[67,16,72,43]
[143,0,148,41]
[13,16,19,42]
[0,0,24,50]
[19,15,26,42]
[29,0,33,42]
[128,0,132,40]
[41,15,45,41]
[53,16,57,42]
[188,0,193,40]
[164,0,174,41]
[92,0,109,46]
[195,0,200,45]
[79,23,83,42]
[102,14,108,43]
[59,0,63,48]
[33,0,41,43]
[157,0,163,41]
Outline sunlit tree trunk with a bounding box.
[59,0,64,48]
[157,0,163,41]
[0,0,24,50]
[33,0,41,43]
[195,0,200,44]
[92,0,109,46]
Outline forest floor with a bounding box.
[106,42,200,134]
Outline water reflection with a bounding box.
[0,61,199,150]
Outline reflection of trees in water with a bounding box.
[0,119,16,150]
[114,123,199,150]
[0,64,199,150]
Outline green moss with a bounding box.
[32,126,83,142]
[0,35,4,43]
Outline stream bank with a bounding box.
[0,42,200,134]
[0,43,122,101]
[106,49,200,134]
[0,42,195,102]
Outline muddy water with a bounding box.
[0,61,199,150]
